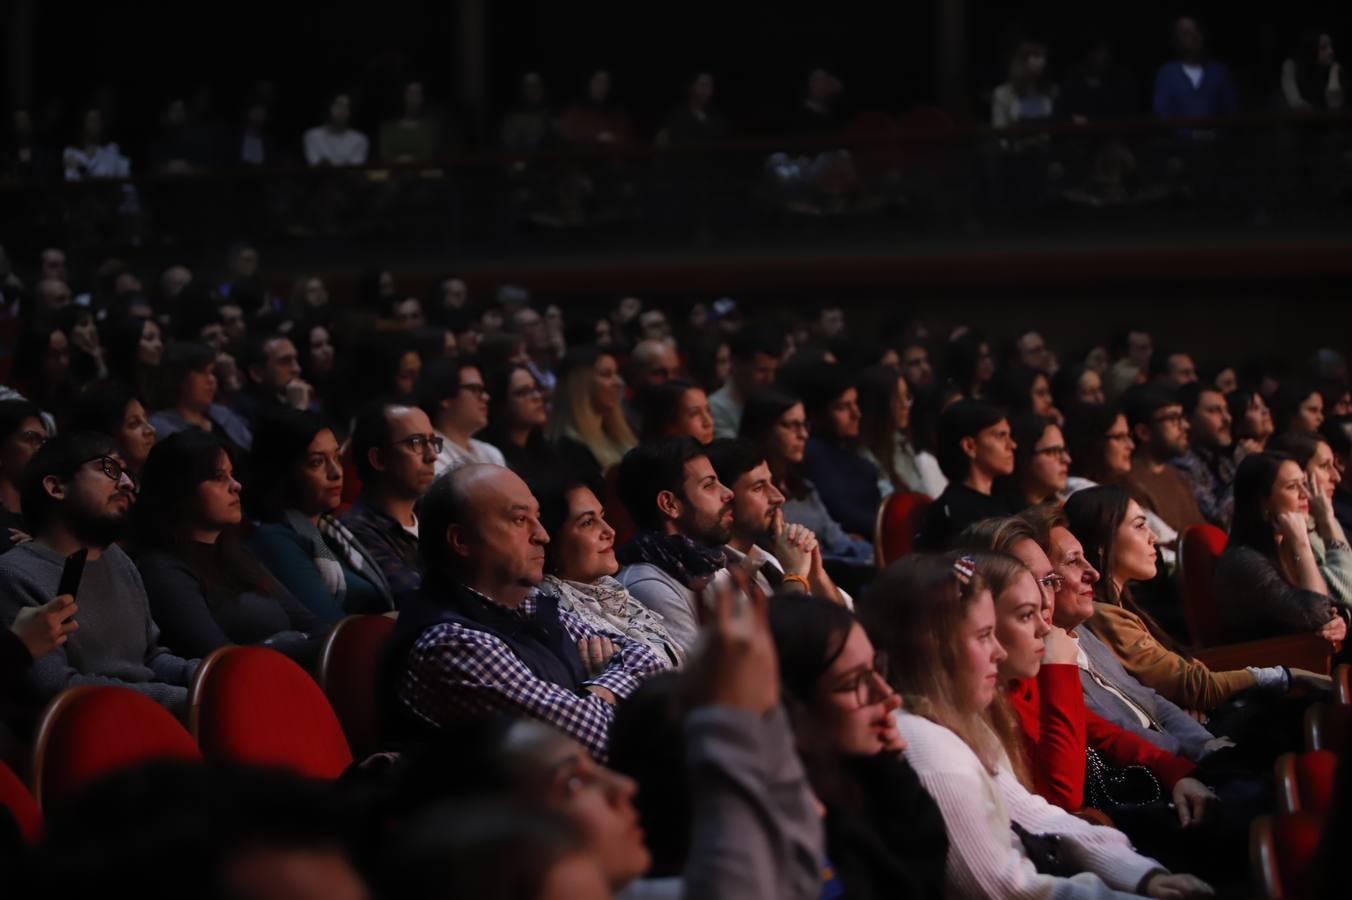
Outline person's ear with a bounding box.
[367,446,388,474]
[42,474,65,501]
[446,523,472,559]
[655,489,682,521]
[246,362,266,385]
[1132,421,1151,444]
[959,435,978,461]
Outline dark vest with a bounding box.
[381,578,587,744]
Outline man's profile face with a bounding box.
[458,467,549,588]
[674,456,734,546]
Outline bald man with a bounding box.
[387,464,666,761]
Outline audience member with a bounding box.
[1217,452,1348,643]
[1153,17,1239,121]
[379,81,440,164]
[415,357,505,476]
[1227,387,1274,457]
[997,413,1069,510]
[1150,351,1199,389]
[1271,380,1325,434]
[62,108,131,180]
[549,346,636,487]
[1281,30,1344,110]
[148,341,253,454]
[861,554,1212,899]
[0,401,46,552]
[234,333,312,427]
[991,41,1057,127]
[247,409,393,623]
[709,326,782,438]
[479,364,559,485]
[706,437,847,606]
[340,402,438,602]
[533,476,683,668]
[636,380,714,445]
[915,401,1016,550]
[1120,385,1205,535]
[134,431,321,665]
[387,464,665,760]
[511,305,558,394]
[0,433,196,716]
[1052,364,1106,410]
[799,362,880,537]
[614,438,733,653]
[768,592,949,899]
[68,382,156,477]
[1170,382,1237,529]
[739,390,872,562]
[627,339,681,392]
[857,364,947,499]
[1267,431,1352,604]
[1323,415,1352,533]
[1061,33,1137,121]
[942,330,995,402]
[303,93,369,167]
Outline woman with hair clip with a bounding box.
[860,553,1212,899]
[549,346,637,487]
[1215,451,1351,643]
[1065,485,1331,716]
[134,430,323,666]
[856,364,947,500]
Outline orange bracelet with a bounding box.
[781,573,810,591]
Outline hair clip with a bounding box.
[953,555,976,585]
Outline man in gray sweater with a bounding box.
[0,433,197,718]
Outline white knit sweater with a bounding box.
[896,711,1163,899]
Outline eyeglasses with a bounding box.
[394,434,444,455]
[1037,572,1065,593]
[15,430,47,448]
[1033,445,1070,460]
[1151,411,1186,425]
[1105,431,1133,443]
[85,455,134,487]
[778,419,809,434]
[457,383,487,398]
[511,385,544,399]
[831,652,892,708]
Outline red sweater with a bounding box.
[1007,663,1197,810]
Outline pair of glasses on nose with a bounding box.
[831,652,892,708]
[394,434,445,455]
[84,455,135,487]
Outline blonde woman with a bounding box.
[860,554,1212,900]
[550,346,637,485]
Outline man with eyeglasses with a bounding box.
[1120,385,1205,538]
[341,402,441,603]
[416,358,505,477]
[0,433,198,720]
[0,400,48,554]
[1170,383,1237,530]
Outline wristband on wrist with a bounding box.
[781,573,810,591]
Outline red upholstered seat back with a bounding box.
[317,615,397,760]
[0,760,41,844]
[1294,750,1338,817]
[339,446,361,514]
[30,686,200,810]
[1273,812,1324,899]
[1306,703,1352,753]
[192,647,353,780]
[1181,524,1228,646]
[875,492,932,567]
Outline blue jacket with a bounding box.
[1152,61,1239,120]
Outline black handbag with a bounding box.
[1083,746,1164,810]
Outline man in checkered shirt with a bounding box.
[389,464,665,762]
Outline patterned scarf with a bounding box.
[541,574,683,668]
[307,511,395,610]
[615,531,726,589]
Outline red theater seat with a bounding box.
[29,686,200,810]
[1252,812,1323,900]
[1276,750,1338,816]
[1180,524,1227,647]
[874,492,931,568]
[190,646,353,780]
[0,760,41,844]
[317,614,397,760]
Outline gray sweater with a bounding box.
[617,562,703,655]
[1214,544,1339,642]
[0,541,198,716]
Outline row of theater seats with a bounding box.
[1252,665,1352,899]
[0,613,398,845]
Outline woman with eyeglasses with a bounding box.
[857,364,947,500]
[479,363,561,486]
[996,413,1070,511]
[1064,485,1327,720]
[860,554,1213,899]
[247,409,393,624]
[796,362,881,538]
[1215,452,1350,644]
[0,400,48,552]
[768,591,950,900]
[739,389,872,563]
[134,430,323,666]
[1062,402,1178,565]
[414,357,505,477]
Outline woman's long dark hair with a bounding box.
[637,380,702,444]
[104,315,157,397]
[943,330,991,399]
[479,363,551,461]
[153,341,216,411]
[1063,485,1189,656]
[1271,380,1320,435]
[1229,451,1297,562]
[1063,402,1122,485]
[134,430,278,609]
[857,364,907,491]
[739,388,807,499]
[248,408,333,523]
[996,413,1056,508]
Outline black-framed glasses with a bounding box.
[457,383,487,398]
[831,652,892,708]
[394,434,444,455]
[1151,411,1185,425]
[85,455,134,486]
[1033,445,1070,460]
[778,419,809,434]
[511,385,544,399]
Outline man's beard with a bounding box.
[66,507,127,549]
[690,509,733,548]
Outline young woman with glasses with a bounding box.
[861,553,1213,899]
[479,363,561,486]
[997,413,1070,512]
[856,363,947,500]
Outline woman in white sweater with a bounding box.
[859,553,1213,900]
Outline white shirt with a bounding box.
[1182,64,1205,89]
[303,126,370,167]
[898,711,1162,899]
[433,433,507,478]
